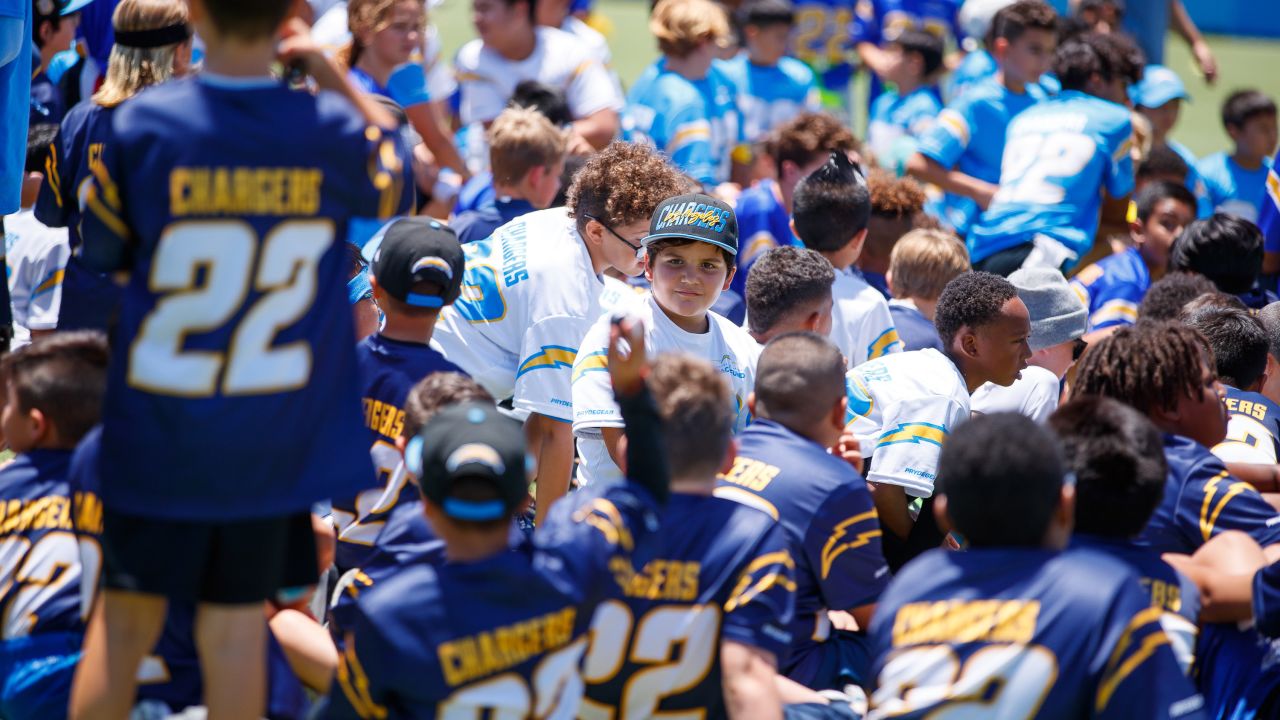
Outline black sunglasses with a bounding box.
[1072,337,1088,361]
[585,214,643,253]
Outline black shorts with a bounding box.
[102,509,318,605]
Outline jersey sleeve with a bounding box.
[33,125,74,228]
[914,97,977,169]
[513,314,591,421]
[855,297,902,363]
[860,395,967,498]
[571,318,624,433]
[22,235,69,330]
[1091,593,1204,719]
[721,524,797,659]
[347,122,414,222]
[1072,266,1141,331]
[323,610,396,719]
[851,0,882,46]
[1176,461,1280,549]
[385,62,431,109]
[566,56,624,118]
[1102,119,1136,199]
[663,101,718,186]
[79,133,134,273]
[1261,157,1280,254]
[803,482,890,611]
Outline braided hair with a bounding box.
[1072,321,1211,415]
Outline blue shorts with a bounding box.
[786,630,874,691]
[0,632,82,720]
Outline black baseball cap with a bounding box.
[371,217,464,308]
[406,402,530,522]
[642,193,739,256]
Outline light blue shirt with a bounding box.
[0,4,32,214]
[718,54,819,144]
[625,58,743,185]
[867,86,942,173]
[1197,151,1274,224]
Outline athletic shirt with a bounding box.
[1212,386,1280,466]
[945,48,994,102]
[78,75,411,520]
[1167,138,1215,219]
[868,547,1203,719]
[887,300,942,352]
[579,492,795,720]
[788,0,857,92]
[830,266,901,369]
[717,419,890,687]
[4,208,69,348]
[866,86,941,171]
[718,53,820,144]
[1139,433,1280,555]
[625,58,743,185]
[969,90,1134,266]
[572,293,760,486]
[431,208,607,419]
[1197,151,1274,223]
[851,0,963,109]
[915,78,1044,236]
[732,180,800,301]
[1260,149,1280,254]
[1069,246,1148,331]
[969,365,1061,424]
[845,348,970,498]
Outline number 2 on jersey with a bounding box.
[993,132,1096,205]
[129,219,332,397]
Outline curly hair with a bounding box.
[1071,321,1211,415]
[765,112,858,175]
[746,247,835,335]
[933,271,1018,347]
[1137,271,1217,321]
[647,354,734,478]
[868,169,926,219]
[566,142,696,236]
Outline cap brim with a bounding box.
[62,0,94,14]
[1133,88,1190,108]
[641,232,738,256]
[441,497,508,521]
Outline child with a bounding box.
[1197,90,1278,223]
[29,0,89,126]
[867,412,1201,717]
[572,193,759,487]
[968,32,1140,274]
[6,124,69,349]
[865,29,944,175]
[857,169,928,297]
[792,152,900,368]
[68,1,412,716]
[744,246,835,344]
[0,332,108,720]
[332,217,467,572]
[908,0,1057,237]
[1070,181,1197,334]
[853,0,964,113]
[1170,213,1275,309]
[1131,64,1214,218]
[626,0,743,187]
[1136,270,1217,322]
[451,106,567,243]
[885,228,970,352]
[719,0,820,145]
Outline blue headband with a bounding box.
[347,269,373,306]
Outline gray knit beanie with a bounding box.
[1008,267,1088,352]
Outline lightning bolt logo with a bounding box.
[821,509,883,579]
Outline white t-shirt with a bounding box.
[431,209,606,420]
[572,293,761,486]
[846,348,970,498]
[831,267,901,369]
[4,209,69,349]
[598,275,647,315]
[969,365,1061,424]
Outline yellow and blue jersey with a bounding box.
[732,180,801,300]
[718,54,820,144]
[969,90,1134,266]
[717,419,889,687]
[78,76,412,521]
[1198,151,1274,224]
[1069,246,1148,332]
[915,78,1045,236]
[868,546,1205,719]
[625,58,743,185]
[852,0,963,108]
[579,492,795,720]
[789,0,857,94]
[1140,434,1280,556]
[1260,150,1280,255]
[1215,386,1280,466]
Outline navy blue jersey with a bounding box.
[868,547,1205,719]
[1256,561,1280,639]
[0,449,101,639]
[79,76,411,520]
[579,492,795,720]
[717,419,890,686]
[334,333,465,571]
[1139,434,1280,555]
[1215,386,1280,465]
[1194,623,1280,720]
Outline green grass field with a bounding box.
[428,0,1280,157]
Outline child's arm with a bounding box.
[905,153,998,210]
[276,19,396,131]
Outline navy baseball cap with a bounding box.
[371,217,464,308]
[407,402,531,522]
[642,193,739,256]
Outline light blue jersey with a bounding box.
[625,58,743,185]
[969,90,1133,266]
[1168,139,1214,218]
[945,49,994,101]
[867,86,941,173]
[915,78,1045,236]
[719,54,820,144]
[1197,151,1274,224]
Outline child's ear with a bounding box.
[722,263,735,290]
[717,438,737,476]
[1129,219,1146,246]
[28,407,51,446]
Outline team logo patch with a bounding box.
[654,202,730,233]
[412,256,454,280]
[446,443,506,474]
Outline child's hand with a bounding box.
[277,19,342,90]
[607,316,647,397]
[830,430,864,473]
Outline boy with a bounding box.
[846,271,1030,567]
[431,142,693,522]
[884,228,970,352]
[5,124,69,349]
[968,32,1139,274]
[451,106,568,244]
[856,169,928,298]
[865,29,944,175]
[1137,270,1217,322]
[867,412,1203,718]
[68,4,412,717]
[1171,213,1276,309]
[572,193,759,487]
[1069,180,1197,334]
[316,318,670,718]
[1051,396,1201,672]
[581,353,795,720]
[1131,64,1214,218]
[792,152,900,368]
[29,0,89,126]
[852,0,964,112]
[332,217,467,572]
[744,246,835,345]
[907,0,1057,237]
[1197,90,1278,223]
[0,332,108,720]
[718,333,889,690]
[720,0,820,145]
[786,0,856,120]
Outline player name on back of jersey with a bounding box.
[438,606,578,687]
[362,397,405,440]
[891,599,1040,646]
[0,490,103,537]
[170,166,324,217]
[609,556,702,601]
[1226,396,1271,422]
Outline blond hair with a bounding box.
[888,229,971,301]
[339,0,426,70]
[488,106,568,186]
[650,0,730,59]
[92,0,188,109]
